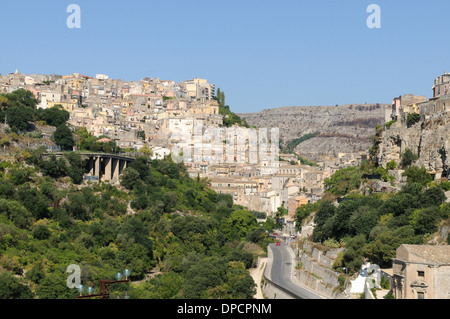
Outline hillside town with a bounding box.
[0,70,369,221]
[1,70,449,301]
[2,70,447,221]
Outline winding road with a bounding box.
[268,242,326,299]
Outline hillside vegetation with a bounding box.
[295,161,450,274]
[0,152,274,299]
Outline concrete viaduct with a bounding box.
[45,153,135,183]
[86,153,135,182]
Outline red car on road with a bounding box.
[275,242,281,246]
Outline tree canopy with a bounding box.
[0,154,273,299]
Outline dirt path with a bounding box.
[249,257,268,299]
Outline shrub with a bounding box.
[407,113,421,127]
[402,166,432,186]
[33,225,51,240]
[400,149,418,168]
[386,160,397,170]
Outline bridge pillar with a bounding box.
[82,154,134,183]
[118,159,126,176]
[103,157,112,182]
[112,158,119,180]
[94,156,101,180]
[88,157,94,175]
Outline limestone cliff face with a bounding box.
[375,111,450,177]
[239,104,386,161]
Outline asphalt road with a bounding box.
[269,242,326,299]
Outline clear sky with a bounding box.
[1,0,449,113]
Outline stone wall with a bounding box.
[260,278,298,300]
[294,241,349,299]
[261,248,299,299]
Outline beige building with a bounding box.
[48,100,78,113]
[392,244,450,299]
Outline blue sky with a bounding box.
[1,0,449,113]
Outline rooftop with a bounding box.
[397,244,450,265]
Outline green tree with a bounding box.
[0,271,33,299]
[221,210,258,241]
[324,166,361,196]
[119,167,140,190]
[313,201,336,230]
[223,261,256,299]
[6,104,34,132]
[53,124,74,151]
[419,187,446,208]
[36,272,77,299]
[402,166,432,186]
[410,206,442,235]
[33,224,51,240]
[295,203,318,228]
[5,88,38,109]
[37,104,70,127]
[182,257,224,299]
[348,206,379,237]
[65,152,84,184]
[0,198,33,229]
[400,148,418,168]
[363,226,421,268]
[2,89,38,133]
[338,234,366,273]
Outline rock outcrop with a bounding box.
[375,111,450,178]
[239,104,386,161]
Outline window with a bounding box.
[417,271,425,277]
[417,292,424,299]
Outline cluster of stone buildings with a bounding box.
[0,69,402,219]
[380,72,450,180]
[0,70,219,151]
[206,150,370,220]
[386,72,450,126]
[1,69,371,219]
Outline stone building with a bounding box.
[433,72,450,98]
[392,244,450,299]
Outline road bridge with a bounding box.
[45,152,135,182]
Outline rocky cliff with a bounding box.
[375,111,450,178]
[239,104,387,161]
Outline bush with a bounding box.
[407,113,421,127]
[120,167,140,190]
[33,224,51,240]
[400,149,418,168]
[0,271,33,299]
[386,160,397,170]
[324,166,361,196]
[380,276,390,290]
[402,166,432,186]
